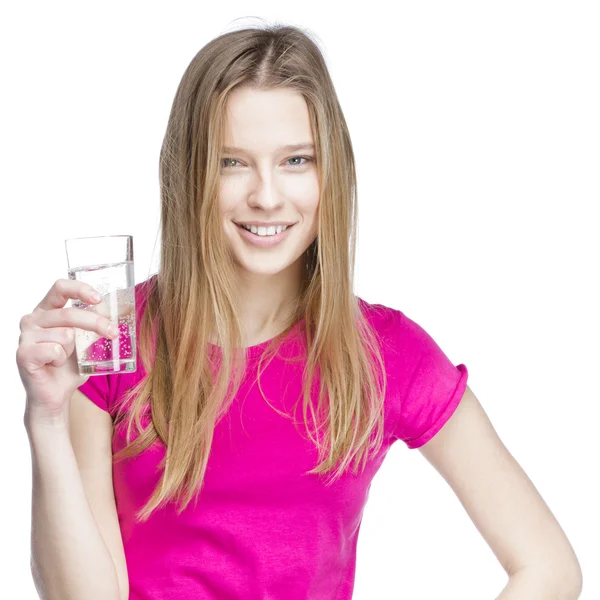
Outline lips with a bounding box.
[236,223,295,233]
[235,221,294,246]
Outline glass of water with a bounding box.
[65,235,136,376]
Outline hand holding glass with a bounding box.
[65,235,137,376]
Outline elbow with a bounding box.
[520,563,583,600]
[507,542,584,599]
[565,569,583,600]
[556,555,584,599]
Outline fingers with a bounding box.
[19,325,76,354]
[35,278,101,313]
[21,295,118,339]
[17,279,120,375]
[16,339,66,371]
[35,307,117,339]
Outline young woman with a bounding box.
[18,23,582,600]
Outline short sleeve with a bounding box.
[77,321,132,415]
[78,372,116,413]
[391,310,469,449]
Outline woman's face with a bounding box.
[218,87,319,278]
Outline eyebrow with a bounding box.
[221,143,315,154]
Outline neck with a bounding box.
[233,258,303,343]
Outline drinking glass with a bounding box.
[65,235,136,376]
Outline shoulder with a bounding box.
[357,296,455,359]
[358,299,469,449]
[358,297,412,354]
[356,295,467,396]
[356,296,402,342]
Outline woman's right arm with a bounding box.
[25,411,123,600]
[17,279,126,599]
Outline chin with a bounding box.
[233,250,303,274]
[237,261,293,277]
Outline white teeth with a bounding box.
[241,224,288,236]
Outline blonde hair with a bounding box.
[111,20,388,523]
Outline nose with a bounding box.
[247,171,284,211]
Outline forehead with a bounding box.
[222,87,313,153]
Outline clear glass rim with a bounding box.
[65,234,132,244]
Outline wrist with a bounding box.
[24,406,70,434]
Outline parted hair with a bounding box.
[110,20,387,523]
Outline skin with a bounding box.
[218,88,583,596]
[219,86,319,346]
[419,386,583,597]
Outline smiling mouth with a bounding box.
[235,223,296,233]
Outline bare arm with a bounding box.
[26,416,121,600]
[495,567,582,599]
[419,385,582,598]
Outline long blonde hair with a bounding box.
[111,20,388,523]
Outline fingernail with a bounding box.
[91,292,102,302]
[108,325,119,337]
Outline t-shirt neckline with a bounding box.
[207,318,305,357]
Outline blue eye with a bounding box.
[220,156,314,169]
[286,156,313,168]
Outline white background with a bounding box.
[2,1,598,598]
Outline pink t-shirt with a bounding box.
[78,277,468,599]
